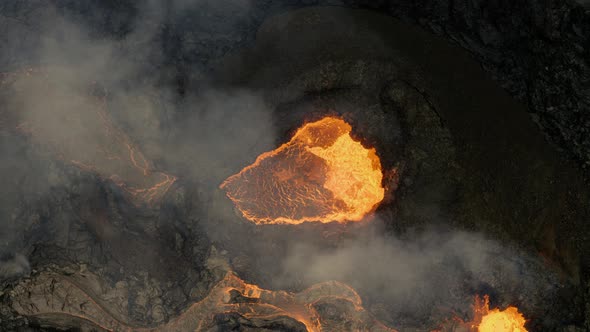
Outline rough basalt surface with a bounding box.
[2,0,589,169]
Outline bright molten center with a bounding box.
[478,307,528,332]
[220,116,385,225]
[472,295,528,332]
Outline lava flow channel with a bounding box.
[5,68,176,206]
[220,116,385,225]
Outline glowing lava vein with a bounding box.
[6,68,176,206]
[220,116,385,224]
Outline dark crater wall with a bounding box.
[3,0,589,169]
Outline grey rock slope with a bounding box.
[348,0,590,171]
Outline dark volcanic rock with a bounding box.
[345,0,590,172]
[2,0,590,169]
[213,312,308,332]
[1,1,590,331]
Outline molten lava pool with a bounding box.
[220,116,385,224]
[471,295,528,332]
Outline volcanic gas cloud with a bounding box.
[220,116,385,224]
[6,68,176,206]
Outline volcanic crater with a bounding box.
[0,3,588,332]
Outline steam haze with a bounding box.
[0,0,271,271]
[273,223,555,325]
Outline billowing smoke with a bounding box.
[0,253,30,281]
[276,223,557,327]
[0,0,272,255]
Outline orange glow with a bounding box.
[220,116,385,224]
[10,271,397,332]
[161,273,398,331]
[471,295,528,332]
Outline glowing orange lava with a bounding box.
[471,295,528,332]
[220,116,385,224]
